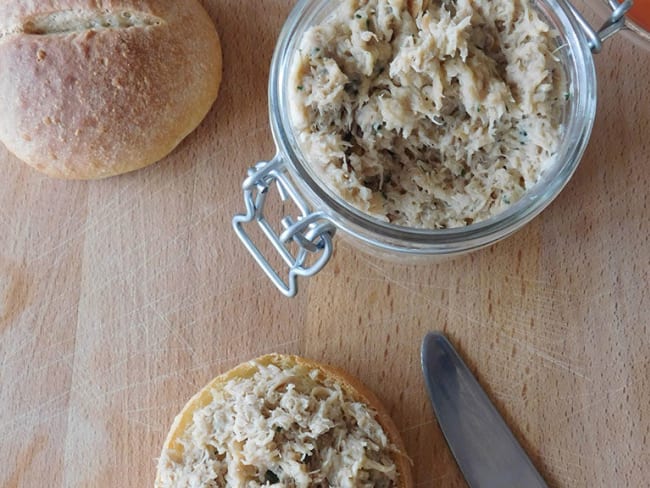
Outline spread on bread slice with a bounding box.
[156,354,412,488]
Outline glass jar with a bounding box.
[233,0,632,297]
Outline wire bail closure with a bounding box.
[233,157,336,297]
[566,0,633,53]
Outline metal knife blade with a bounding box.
[421,332,547,488]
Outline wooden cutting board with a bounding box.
[0,1,648,486]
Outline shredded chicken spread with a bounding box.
[158,362,399,487]
[289,0,565,228]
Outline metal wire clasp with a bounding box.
[566,0,633,53]
[232,157,336,297]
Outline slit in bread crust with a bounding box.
[0,9,164,38]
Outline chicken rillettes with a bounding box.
[157,362,400,487]
[289,0,565,228]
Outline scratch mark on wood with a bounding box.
[0,390,71,435]
[2,352,75,389]
[100,371,196,399]
[31,159,211,263]
[126,416,166,434]
[148,304,199,366]
[402,420,435,432]
[1,335,76,370]
[125,403,188,415]
[507,335,591,381]
[32,180,139,261]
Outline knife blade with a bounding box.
[421,331,547,488]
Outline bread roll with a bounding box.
[0,0,222,179]
[156,354,413,488]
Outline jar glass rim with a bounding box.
[268,0,598,253]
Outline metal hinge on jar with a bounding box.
[232,157,336,297]
[567,0,633,52]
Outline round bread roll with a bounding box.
[156,354,413,488]
[0,0,222,179]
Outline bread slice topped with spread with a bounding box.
[156,354,413,488]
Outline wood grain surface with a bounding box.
[0,1,648,487]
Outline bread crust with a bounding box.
[0,0,222,179]
[156,353,414,488]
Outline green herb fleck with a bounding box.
[503,196,511,204]
[564,92,570,101]
[297,85,304,91]
[355,13,362,18]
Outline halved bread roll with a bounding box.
[156,354,413,487]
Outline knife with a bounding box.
[421,332,547,488]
